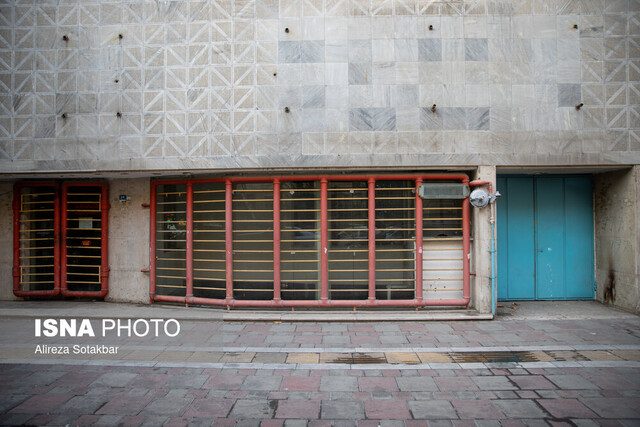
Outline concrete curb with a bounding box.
[0,301,493,322]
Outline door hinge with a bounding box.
[593,281,597,293]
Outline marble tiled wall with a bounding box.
[0,0,638,172]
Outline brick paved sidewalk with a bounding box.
[0,302,639,425]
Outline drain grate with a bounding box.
[330,354,387,364]
[451,351,539,363]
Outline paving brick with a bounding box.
[580,397,640,419]
[320,376,358,392]
[286,353,320,364]
[407,400,458,419]
[471,376,518,390]
[320,401,364,420]
[451,400,504,419]
[536,398,597,418]
[0,394,30,413]
[435,377,479,391]
[96,395,153,415]
[9,393,73,414]
[183,398,234,418]
[53,395,110,415]
[229,399,276,419]
[358,376,398,392]
[493,400,547,418]
[364,401,410,419]
[242,376,283,391]
[164,374,208,389]
[396,376,438,392]
[282,376,320,391]
[509,375,556,390]
[546,375,599,390]
[204,375,245,390]
[91,372,138,388]
[386,352,420,364]
[275,400,320,419]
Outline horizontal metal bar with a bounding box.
[281,269,320,273]
[193,189,225,194]
[19,255,54,259]
[155,284,187,288]
[19,237,54,241]
[193,268,226,272]
[233,269,274,273]
[156,275,187,280]
[64,255,101,259]
[20,209,54,213]
[19,281,55,284]
[21,192,55,197]
[193,286,225,290]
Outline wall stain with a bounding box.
[603,261,616,304]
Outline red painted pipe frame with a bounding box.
[150,174,471,308]
[60,182,109,298]
[13,182,109,298]
[13,182,60,297]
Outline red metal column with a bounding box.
[415,178,424,303]
[320,178,328,303]
[273,179,281,302]
[12,185,20,296]
[12,183,60,297]
[368,178,376,301]
[149,183,157,303]
[99,183,109,297]
[60,184,69,296]
[186,181,194,304]
[225,180,233,302]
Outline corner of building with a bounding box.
[470,166,496,315]
[0,181,20,301]
[105,177,150,305]
[593,166,640,314]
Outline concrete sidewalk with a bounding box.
[0,300,639,425]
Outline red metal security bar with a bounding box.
[13,182,109,298]
[150,174,470,308]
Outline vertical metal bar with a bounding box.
[99,183,109,297]
[273,179,281,302]
[60,183,68,296]
[415,178,423,304]
[186,181,194,303]
[462,187,470,307]
[368,177,376,301]
[53,184,61,295]
[149,182,157,303]
[320,178,328,302]
[225,179,233,301]
[12,184,21,296]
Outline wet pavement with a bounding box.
[0,301,639,425]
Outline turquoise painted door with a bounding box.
[497,176,594,300]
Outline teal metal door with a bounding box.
[497,176,594,301]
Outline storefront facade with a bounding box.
[0,1,638,315]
